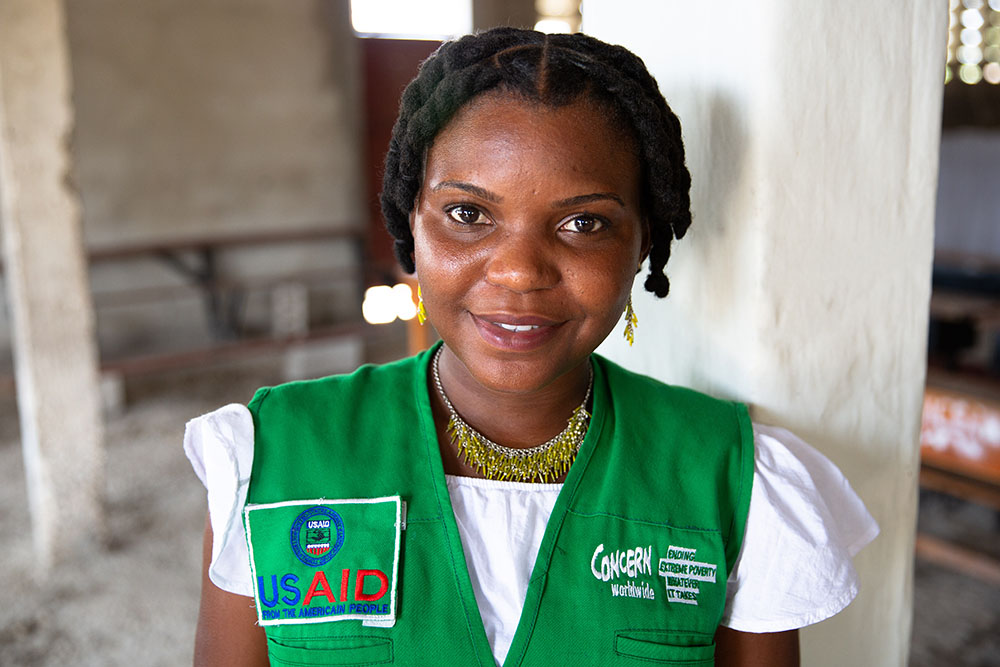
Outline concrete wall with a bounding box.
[67,0,361,246]
[48,0,362,360]
[588,2,943,665]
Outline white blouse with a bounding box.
[184,406,878,667]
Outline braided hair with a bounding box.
[380,27,691,298]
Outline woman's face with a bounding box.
[411,91,646,395]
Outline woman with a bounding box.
[187,28,876,666]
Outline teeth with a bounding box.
[496,323,539,332]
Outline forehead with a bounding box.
[424,91,640,198]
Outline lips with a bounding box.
[470,313,563,351]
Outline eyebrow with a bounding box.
[432,180,502,203]
[553,192,626,209]
[433,182,626,210]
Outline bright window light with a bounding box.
[362,286,396,325]
[350,0,472,39]
[392,284,418,321]
[962,8,986,29]
[535,18,573,34]
[962,27,984,45]
[984,61,1000,82]
[362,284,419,324]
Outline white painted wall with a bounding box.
[587,2,944,665]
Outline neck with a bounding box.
[431,345,592,449]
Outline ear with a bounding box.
[638,217,651,271]
[408,209,418,270]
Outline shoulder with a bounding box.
[248,351,428,416]
[593,354,751,439]
[594,354,741,407]
[587,356,756,568]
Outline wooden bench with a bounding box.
[0,225,398,390]
[929,251,1000,371]
[921,383,1000,511]
[918,376,1000,585]
[89,226,369,338]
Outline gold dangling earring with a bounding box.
[623,296,638,346]
[417,284,427,325]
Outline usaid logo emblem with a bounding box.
[290,506,345,566]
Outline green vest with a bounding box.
[244,345,754,666]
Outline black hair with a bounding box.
[380,27,691,298]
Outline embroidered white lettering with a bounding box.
[590,543,659,603]
[667,546,697,561]
[593,544,657,584]
[591,544,605,581]
[659,545,720,607]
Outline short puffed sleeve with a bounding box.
[720,424,880,632]
[183,404,255,597]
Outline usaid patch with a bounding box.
[244,496,401,627]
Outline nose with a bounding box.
[483,230,561,293]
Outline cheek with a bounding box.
[411,221,476,296]
[411,217,446,276]
[414,237,459,280]
[410,227,430,274]
[569,257,635,319]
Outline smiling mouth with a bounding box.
[471,313,562,351]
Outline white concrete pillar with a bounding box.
[0,0,105,569]
[588,3,944,665]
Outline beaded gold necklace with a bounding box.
[432,347,593,483]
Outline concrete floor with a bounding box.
[0,356,997,665]
[910,493,1000,667]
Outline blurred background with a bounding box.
[0,0,996,665]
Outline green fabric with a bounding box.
[245,343,754,666]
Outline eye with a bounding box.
[446,205,487,225]
[560,214,607,234]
